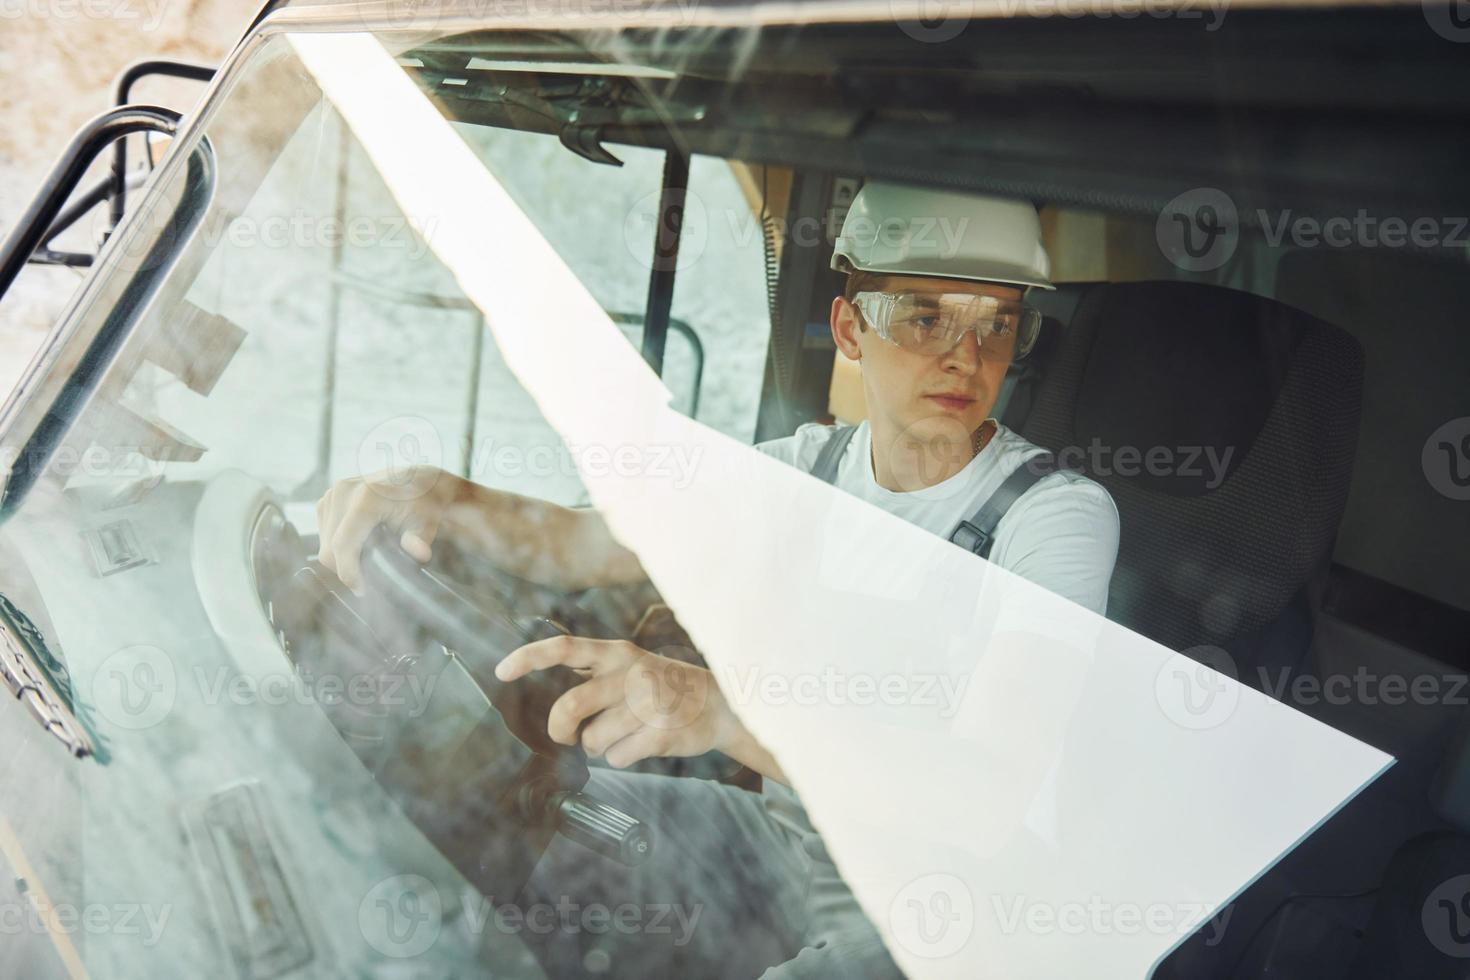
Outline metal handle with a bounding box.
[0,114,216,520]
[552,791,654,867]
[0,105,182,303]
[109,60,216,229]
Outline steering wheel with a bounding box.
[264,523,653,901]
[357,525,585,755]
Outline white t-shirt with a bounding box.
[755,420,1120,615]
[753,420,1120,849]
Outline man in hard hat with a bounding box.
[317,181,1118,976]
[760,181,1117,612]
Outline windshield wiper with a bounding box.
[0,593,98,760]
[412,64,705,165]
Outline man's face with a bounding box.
[831,273,1022,446]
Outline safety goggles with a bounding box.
[851,290,1042,359]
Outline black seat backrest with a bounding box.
[1275,247,1470,614]
[1020,281,1365,653]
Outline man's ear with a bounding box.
[831,296,863,361]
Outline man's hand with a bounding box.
[317,465,469,592]
[317,469,647,593]
[495,635,738,770]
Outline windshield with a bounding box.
[0,16,1425,980]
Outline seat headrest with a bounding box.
[1069,281,1311,497]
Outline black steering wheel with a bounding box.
[264,522,653,904]
[357,525,585,757]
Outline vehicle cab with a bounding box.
[0,1,1466,977]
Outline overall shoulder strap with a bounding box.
[948,451,1060,560]
[808,425,858,485]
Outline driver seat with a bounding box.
[1020,280,1364,680]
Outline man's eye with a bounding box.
[981,320,1017,343]
[896,313,942,333]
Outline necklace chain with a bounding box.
[972,418,998,457]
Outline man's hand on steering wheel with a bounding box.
[317,466,647,594]
[317,465,468,593]
[496,636,739,770]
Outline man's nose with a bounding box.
[938,327,983,373]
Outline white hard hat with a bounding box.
[831,181,1054,290]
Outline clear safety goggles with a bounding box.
[851,290,1042,359]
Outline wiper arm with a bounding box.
[432,73,705,166]
[0,593,97,760]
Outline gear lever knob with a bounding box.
[552,791,654,867]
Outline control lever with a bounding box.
[515,775,654,867]
[484,617,656,868]
[357,526,655,867]
[554,793,654,866]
